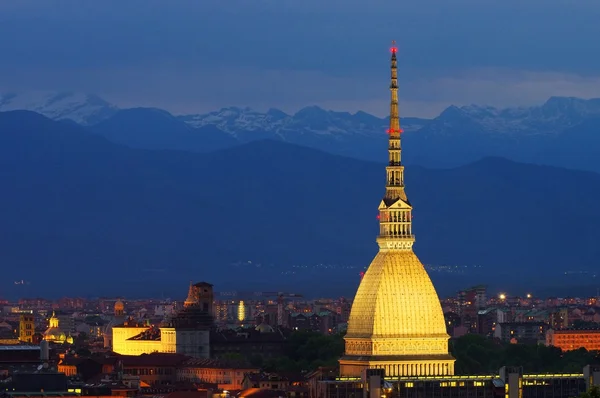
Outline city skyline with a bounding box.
[0,3,599,397]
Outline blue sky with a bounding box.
[1,0,599,117]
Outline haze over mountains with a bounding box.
[2,92,600,174]
[1,109,599,298]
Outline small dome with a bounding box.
[114,299,124,311]
[255,323,275,333]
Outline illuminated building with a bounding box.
[339,42,454,378]
[18,314,34,343]
[316,41,600,398]
[177,358,259,390]
[316,366,600,398]
[43,312,73,345]
[238,300,246,322]
[112,281,212,358]
[546,328,600,352]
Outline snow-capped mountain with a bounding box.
[401,96,600,171]
[4,91,600,171]
[178,106,427,139]
[0,91,118,125]
[426,96,600,135]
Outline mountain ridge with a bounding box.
[3,92,600,172]
[2,110,600,297]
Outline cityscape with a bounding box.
[1,282,600,396]
[2,2,600,398]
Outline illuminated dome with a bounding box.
[65,334,74,345]
[114,299,124,312]
[44,328,66,342]
[44,312,67,344]
[339,43,454,378]
[346,251,448,339]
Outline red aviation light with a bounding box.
[390,40,398,54]
[386,128,404,134]
[376,214,380,220]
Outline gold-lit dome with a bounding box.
[115,299,124,311]
[346,251,448,340]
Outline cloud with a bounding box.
[3,59,598,118]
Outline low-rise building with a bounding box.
[546,328,600,351]
[494,322,547,344]
[177,358,258,390]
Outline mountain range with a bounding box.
[1,110,600,298]
[2,92,600,173]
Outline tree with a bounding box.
[578,386,600,398]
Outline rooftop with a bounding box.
[182,358,256,369]
[117,353,189,367]
[0,345,40,351]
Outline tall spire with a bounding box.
[339,41,454,378]
[377,41,414,251]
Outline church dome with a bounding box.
[346,251,448,342]
[114,299,124,311]
[44,312,67,343]
[44,327,66,343]
[44,328,66,341]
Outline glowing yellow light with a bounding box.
[499,293,506,300]
[237,300,246,322]
[526,293,532,299]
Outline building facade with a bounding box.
[316,365,600,398]
[111,282,212,358]
[546,328,600,351]
[18,314,34,343]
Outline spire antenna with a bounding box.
[380,40,411,247]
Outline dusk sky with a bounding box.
[1,0,599,117]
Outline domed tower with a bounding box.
[339,42,454,378]
[44,311,67,344]
[103,299,126,349]
[114,299,125,317]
